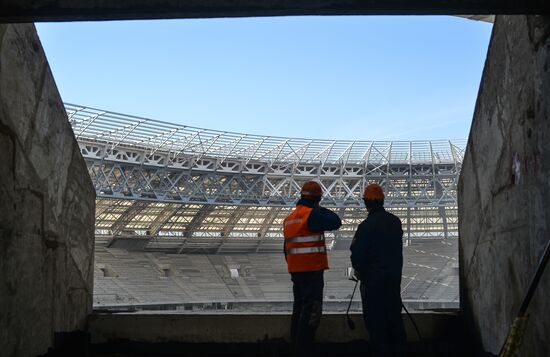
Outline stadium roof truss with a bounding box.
[67,104,465,253]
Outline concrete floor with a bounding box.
[80,340,491,357]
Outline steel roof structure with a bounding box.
[67,104,465,253]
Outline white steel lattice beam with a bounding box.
[69,104,465,249]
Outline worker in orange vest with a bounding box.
[350,183,406,356]
[283,181,342,356]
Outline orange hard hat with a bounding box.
[363,183,384,201]
[301,181,322,197]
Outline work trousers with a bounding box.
[290,270,324,356]
[360,274,407,357]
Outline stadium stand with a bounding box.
[94,239,458,312]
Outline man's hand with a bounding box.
[353,269,361,282]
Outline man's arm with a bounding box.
[350,223,365,271]
[350,221,371,274]
[307,207,342,231]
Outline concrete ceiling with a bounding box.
[458,15,495,23]
[0,1,539,23]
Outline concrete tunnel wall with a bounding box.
[459,15,550,356]
[0,24,96,356]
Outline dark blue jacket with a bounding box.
[284,198,342,257]
[297,198,342,232]
[350,206,403,280]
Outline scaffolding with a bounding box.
[67,103,465,253]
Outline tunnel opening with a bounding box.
[33,15,491,318]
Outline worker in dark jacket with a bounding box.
[350,183,406,356]
[284,181,342,356]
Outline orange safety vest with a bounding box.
[283,205,329,273]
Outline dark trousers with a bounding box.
[360,275,407,357]
[290,270,324,356]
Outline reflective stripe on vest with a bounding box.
[286,246,327,255]
[285,235,324,243]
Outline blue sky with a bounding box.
[36,16,492,141]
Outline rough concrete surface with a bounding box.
[459,15,550,356]
[0,23,95,356]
